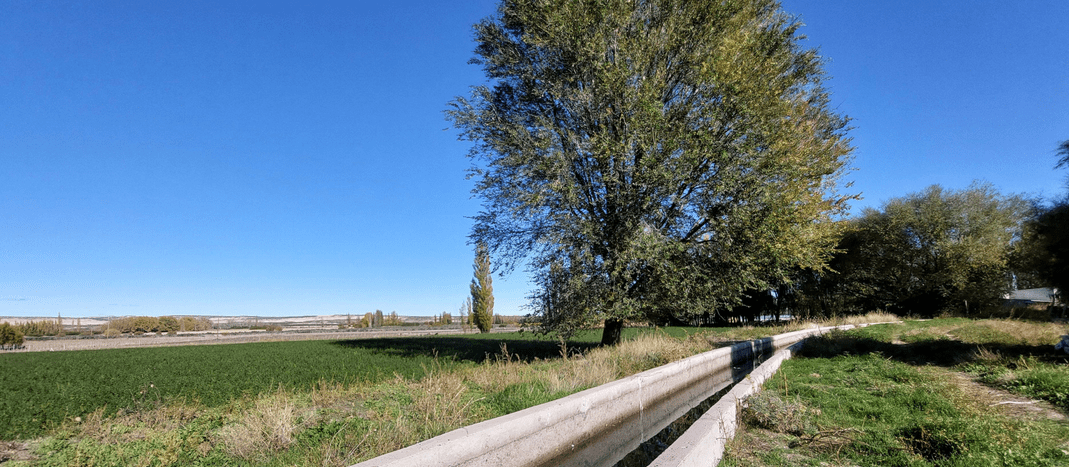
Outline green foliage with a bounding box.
[15,319,63,337]
[470,243,494,333]
[1056,139,1069,173]
[449,0,854,343]
[0,322,25,347]
[1016,198,1069,297]
[177,316,213,332]
[824,183,1031,317]
[100,316,212,334]
[157,316,180,334]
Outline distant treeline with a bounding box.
[9,319,64,337]
[102,316,214,335]
[334,310,525,330]
[338,310,404,329]
[0,316,216,340]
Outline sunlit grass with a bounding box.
[724,318,1069,467]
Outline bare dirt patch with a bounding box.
[0,440,35,463]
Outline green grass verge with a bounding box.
[725,318,1069,467]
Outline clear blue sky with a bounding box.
[2,1,1066,318]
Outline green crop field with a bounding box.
[1,340,429,439]
[0,330,613,441]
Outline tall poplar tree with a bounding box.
[470,243,495,333]
[450,0,854,344]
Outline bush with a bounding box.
[0,322,25,348]
[741,391,820,437]
[158,316,180,333]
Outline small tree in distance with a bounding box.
[459,297,473,332]
[470,243,495,333]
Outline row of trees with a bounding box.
[337,310,402,328]
[643,181,1054,324]
[765,183,1036,319]
[10,319,64,337]
[451,0,1067,343]
[103,316,214,335]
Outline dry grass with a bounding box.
[215,386,315,461]
[829,311,899,327]
[62,400,201,446]
[970,319,1065,346]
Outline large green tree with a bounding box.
[831,184,1030,317]
[1015,139,1069,299]
[1017,200,1069,297]
[449,0,854,344]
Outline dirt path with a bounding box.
[946,371,1066,422]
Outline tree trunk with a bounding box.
[601,318,624,346]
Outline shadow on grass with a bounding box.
[331,336,599,363]
[800,331,1069,367]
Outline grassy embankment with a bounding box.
[724,318,1069,467]
[1,313,893,466]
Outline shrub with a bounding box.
[741,391,820,437]
[158,316,180,333]
[0,322,25,348]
